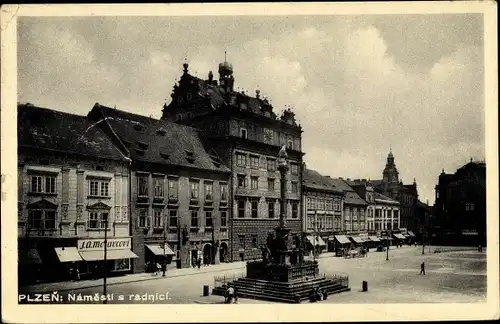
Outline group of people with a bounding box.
[146,261,167,277]
[224,286,238,304]
[310,287,327,302]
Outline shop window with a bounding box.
[154,178,164,198]
[237,200,245,218]
[204,183,213,201]
[268,201,275,218]
[137,176,149,197]
[28,209,56,230]
[114,259,130,271]
[220,210,227,227]
[251,201,258,218]
[30,175,57,194]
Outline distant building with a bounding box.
[18,104,133,284]
[302,168,345,253]
[161,61,303,261]
[88,104,231,271]
[370,150,419,233]
[348,180,400,233]
[433,160,486,245]
[329,178,368,234]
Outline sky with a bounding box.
[17,14,485,205]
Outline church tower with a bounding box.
[382,149,399,193]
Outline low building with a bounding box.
[302,168,345,254]
[329,178,368,235]
[88,104,231,271]
[18,104,134,284]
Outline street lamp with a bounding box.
[385,230,390,261]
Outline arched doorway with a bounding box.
[219,242,228,263]
[202,244,212,266]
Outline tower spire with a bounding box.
[224,50,227,63]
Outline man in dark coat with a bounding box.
[420,262,426,275]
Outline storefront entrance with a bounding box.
[219,242,228,263]
[203,244,212,265]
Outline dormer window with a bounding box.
[185,150,194,157]
[136,141,149,150]
[240,128,247,139]
[186,93,192,100]
[133,123,143,131]
[156,128,166,136]
[160,152,170,159]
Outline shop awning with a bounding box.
[79,249,139,261]
[369,236,381,242]
[54,247,83,262]
[145,244,175,256]
[18,248,42,265]
[306,235,327,247]
[360,236,371,242]
[349,236,364,244]
[394,233,406,240]
[407,231,416,237]
[334,235,351,244]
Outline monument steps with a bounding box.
[212,277,350,303]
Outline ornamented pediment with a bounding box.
[27,199,57,210]
[87,201,111,210]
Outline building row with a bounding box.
[18,60,425,284]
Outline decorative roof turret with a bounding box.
[280,107,297,126]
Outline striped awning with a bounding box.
[306,235,327,247]
[349,236,364,244]
[394,233,406,240]
[334,235,351,244]
[146,244,175,256]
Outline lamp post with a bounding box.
[421,228,425,255]
[386,230,390,261]
[103,217,108,304]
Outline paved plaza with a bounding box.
[20,246,486,304]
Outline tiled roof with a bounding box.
[89,104,230,173]
[328,178,368,206]
[18,104,127,161]
[303,168,343,193]
[373,192,399,204]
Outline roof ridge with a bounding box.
[18,103,88,119]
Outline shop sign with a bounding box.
[78,238,131,251]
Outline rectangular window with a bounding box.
[190,210,199,227]
[138,210,147,228]
[238,235,245,250]
[251,235,258,248]
[89,180,99,196]
[236,153,246,166]
[267,158,276,171]
[251,177,259,189]
[250,155,260,169]
[237,175,246,188]
[291,182,298,194]
[306,198,311,209]
[292,203,298,219]
[154,178,164,198]
[268,178,275,191]
[287,140,293,150]
[168,179,178,199]
[30,175,57,194]
[205,211,213,227]
[220,210,227,227]
[169,209,178,228]
[100,182,109,197]
[290,163,299,175]
[28,210,57,230]
[89,211,108,229]
[153,210,163,228]
[29,210,43,229]
[88,180,110,197]
[204,183,213,201]
[190,182,199,200]
[251,201,258,218]
[268,201,275,218]
[238,200,245,218]
[220,184,228,201]
[319,199,325,210]
[138,176,149,196]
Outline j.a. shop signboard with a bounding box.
[78,238,131,251]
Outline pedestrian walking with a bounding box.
[161,261,166,277]
[75,267,80,281]
[419,262,426,275]
[197,258,201,269]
